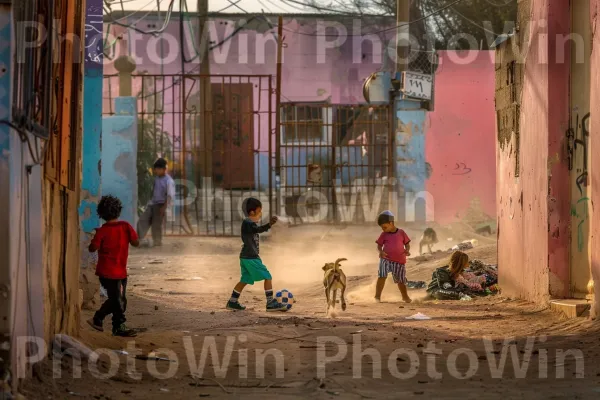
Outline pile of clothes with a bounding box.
[425,259,499,301]
[465,260,499,295]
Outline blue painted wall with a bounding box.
[80,0,103,281]
[79,73,103,232]
[101,97,138,225]
[395,99,427,220]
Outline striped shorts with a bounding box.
[378,259,407,284]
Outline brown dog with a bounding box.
[322,258,348,314]
[419,228,438,255]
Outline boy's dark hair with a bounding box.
[243,197,262,216]
[153,158,167,169]
[97,195,123,221]
[377,213,394,226]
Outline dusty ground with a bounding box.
[23,223,600,399]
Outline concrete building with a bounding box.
[0,0,85,387]
[495,0,599,317]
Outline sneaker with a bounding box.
[87,318,104,332]
[226,300,246,311]
[266,299,288,312]
[112,324,138,337]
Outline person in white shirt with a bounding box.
[136,158,175,247]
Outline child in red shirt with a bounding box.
[87,195,139,337]
[375,210,412,303]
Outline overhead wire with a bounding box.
[103,0,176,36]
[108,0,157,23]
[129,0,465,98]
[275,0,467,37]
[449,5,501,36]
[138,0,259,98]
[282,0,385,16]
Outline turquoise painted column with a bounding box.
[79,1,103,308]
[395,98,428,222]
[100,56,138,226]
[80,0,103,231]
[79,68,103,234]
[101,97,138,225]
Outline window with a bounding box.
[281,104,324,143]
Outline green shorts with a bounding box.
[240,258,272,285]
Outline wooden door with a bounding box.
[211,83,255,189]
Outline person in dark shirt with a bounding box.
[87,195,140,337]
[226,198,287,312]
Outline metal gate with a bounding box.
[103,74,276,236]
[277,103,394,225]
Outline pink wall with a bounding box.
[546,0,571,298]
[497,0,571,302]
[589,0,600,317]
[425,51,496,224]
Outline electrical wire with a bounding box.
[0,121,46,165]
[24,162,38,340]
[9,143,25,351]
[256,0,274,13]
[449,6,501,36]
[108,0,158,23]
[8,139,41,350]
[282,0,385,16]
[133,0,458,98]
[179,0,197,63]
[123,1,167,28]
[104,0,176,36]
[140,4,258,98]
[276,0,467,37]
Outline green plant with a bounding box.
[137,115,172,214]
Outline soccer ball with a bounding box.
[275,289,295,310]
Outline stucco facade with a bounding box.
[589,0,600,318]
[496,0,600,313]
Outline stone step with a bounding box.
[549,299,592,318]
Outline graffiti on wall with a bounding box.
[452,162,472,175]
[571,197,590,253]
[566,112,591,252]
[84,2,103,69]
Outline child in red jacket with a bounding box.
[87,195,139,337]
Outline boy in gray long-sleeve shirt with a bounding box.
[137,158,175,246]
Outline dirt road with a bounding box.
[23,224,600,399]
